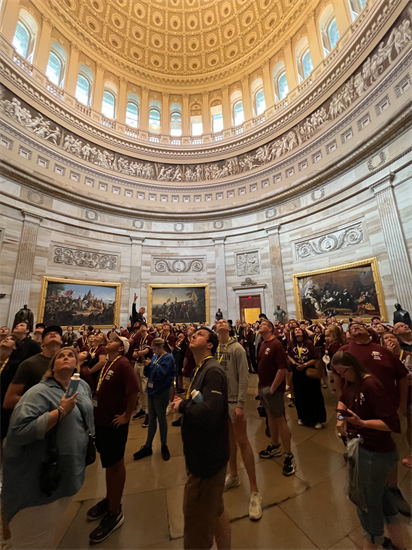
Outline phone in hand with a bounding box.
[335,408,352,420]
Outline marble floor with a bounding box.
[56,375,411,550]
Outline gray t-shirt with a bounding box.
[12,353,50,393]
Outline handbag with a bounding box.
[77,404,96,466]
[306,367,320,379]
[39,426,62,497]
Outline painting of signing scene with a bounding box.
[293,258,388,322]
[148,284,209,325]
[38,277,121,328]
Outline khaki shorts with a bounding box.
[183,467,226,550]
[259,387,285,418]
[228,402,244,424]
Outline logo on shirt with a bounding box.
[265,347,271,355]
[105,369,115,380]
[371,351,382,361]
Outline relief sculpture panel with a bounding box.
[236,251,260,277]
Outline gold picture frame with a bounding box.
[292,258,388,322]
[148,284,210,326]
[38,277,121,329]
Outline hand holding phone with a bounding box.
[335,408,352,419]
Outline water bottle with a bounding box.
[66,373,80,398]
[191,389,204,404]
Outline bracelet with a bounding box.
[58,406,66,420]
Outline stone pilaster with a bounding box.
[372,174,412,314]
[7,212,42,328]
[213,237,228,317]
[266,225,288,316]
[129,236,145,310]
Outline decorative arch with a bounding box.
[319,5,339,56]
[295,36,313,82]
[46,41,67,86]
[13,9,39,61]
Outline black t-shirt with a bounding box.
[12,353,50,393]
[399,340,412,352]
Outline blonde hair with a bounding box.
[152,338,171,354]
[44,346,79,379]
[327,325,344,344]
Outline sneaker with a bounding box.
[297,419,303,426]
[133,445,152,461]
[283,453,296,476]
[161,445,170,461]
[166,403,173,415]
[248,492,263,521]
[389,486,411,516]
[89,511,124,544]
[288,398,295,408]
[142,414,149,428]
[87,499,109,521]
[314,423,323,429]
[132,409,145,420]
[224,474,241,491]
[172,416,182,427]
[402,455,412,468]
[259,444,282,459]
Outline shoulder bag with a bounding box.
[77,403,96,466]
[39,426,62,497]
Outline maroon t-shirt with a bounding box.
[162,332,177,350]
[340,341,408,407]
[326,340,341,360]
[133,333,154,362]
[340,375,400,452]
[94,356,139,427]
[287,340,318,364]
[76,335,88,350]
[258,337,288,391]
[183,346,196,378]
[125,330,140,361]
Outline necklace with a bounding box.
[217,338,231,363]
[186,356,213,399]
[96,355,121,392]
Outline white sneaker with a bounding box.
[249,492,263,520]
[224,473,241,491]
[298,419,303,426]
[166,404,172,415]
[314,423,323,429]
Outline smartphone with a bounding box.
[335,408,352,418]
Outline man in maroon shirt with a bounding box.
[257,320,295,476]
[172,325,196,427]
[87,334,139,543]
[340,322,410,516]
[132,322,154,425]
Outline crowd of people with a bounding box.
[0,299,411,550]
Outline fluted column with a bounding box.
[139,87,149,130]
[372,174,412,314]
[129,237,145,314]
[162,92,170,135]
[33,17,53,73]
[7,212,42,328]
[266,225,288,316]
[262,60,274,109]
[283,39,298,91]
[202,91,211,134]
[306,12,323,66]
[1,0,21,44]
[213,237,228,317]
[241,76,253,120]
[333,0,352,38]
[117,77,128,123]
[182,93,190,135]
[92,63,105,111]
[66,43,80,96]
[222,85,231,129]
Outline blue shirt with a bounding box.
[144,353,175,395]
[2,377,94,522]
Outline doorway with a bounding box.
[239,295,261,324]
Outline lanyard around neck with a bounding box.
[217,338,231,363]
[96,355,121,392]
[297,345,303,358]
[0,357,10,374]
[186,355,213,399]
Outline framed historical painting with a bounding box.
[38,277,121,329]
[292,258,388,322]
[148,284,210,325]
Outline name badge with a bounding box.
[148,382,153,388]
[92,399,98,407]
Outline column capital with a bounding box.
[182,92,189,99]
[22,211,42,225]
[119,76,127,84]
[42,16,54,29]
[162,91,170,98]
[371,172,395,195]
[202,90,209,97]
[241,74,249,83]
[142,86,149,94]
[305,10,315,24]
[96,62,105,72]
[130,236,145,244]
[265,224,281,235]
[213,236,226,245]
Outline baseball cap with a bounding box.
[110,332,130,354]
[42,325,63,339]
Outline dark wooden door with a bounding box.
[239,295,261,324]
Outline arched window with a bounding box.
[348,0,366,21]
[102,90,116,119]
[170,103,182,136]
[211,103,223,133]
[320,5,340,56]
[46,51,62,85]
[301,50,313,79]
[13,20,30,58]
[149,109,161,132]
[328,19,339,50]
[233,101,244,126]
[126,102,139,127]
[76,71,92,106]
[190,102,203,136]
[255,89,266,115]
[277,72,288,100]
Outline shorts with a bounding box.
[183,467,226,550]
[95,423,129,468]
[228,402,243,423]
[259,387,285,418]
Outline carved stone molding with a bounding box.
[85,209,99,221]
[295,222,364,259]
[367,150,387,171]
[153,257,205,274]
[310,187,325,201]
[265,207,277,219]
[174,222,185,231]
[241,278,257,286]
[213,220,225,229]
[53,246,119,270]
[27,189,44,205]
[236,251,260,277]
[132,219,144,229]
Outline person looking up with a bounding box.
[131,293,146,326]
[132,322,153,425]
[76,326,93,350]
[12,322,41,363]
[62,325,77,347]
[332,351,405,550]
[0,334,20,442]
[87,334,138,544]
[393,322,412,352]
[170,328,231,550]
[88,332,108,388]
[0,326,10,342]
[172,325,196,428]
[216,319,262,521]
[4,325,62,410]
[257,320,295,476]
